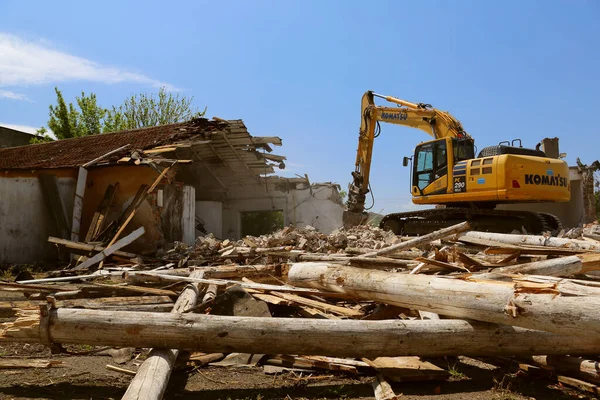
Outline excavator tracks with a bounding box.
[379,208,560,236]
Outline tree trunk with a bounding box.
[3,308,600,357]
[122,270,203,400]
[287,262,600,337]
[529,355,600,384]
[476,255,584,278]
[462,231,600,252]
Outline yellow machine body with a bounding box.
[411,137,571,206]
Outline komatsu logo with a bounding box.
[524,174,568,187]
[381,112,408,121]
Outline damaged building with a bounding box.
[0,118,344,264]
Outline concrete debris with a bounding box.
[163,224,399,262]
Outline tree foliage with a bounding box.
[106,88,206,131]
[32,87,205,143]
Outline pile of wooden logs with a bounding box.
[2,221,600,399]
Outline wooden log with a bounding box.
[4,308,600,357]
[462,231,600,252]
[287,262,600,337]
[477,254,600,278]
[122,269,203,400]
[0,296,173,317]
[584,233,600,242]
[529,355,600,384]
[72,227,145,271]
[361,222,471,258]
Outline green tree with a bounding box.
[32,88,107,142]
[104,87,205,132]
[32,86,204,143]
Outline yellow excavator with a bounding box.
[345,91,571,235]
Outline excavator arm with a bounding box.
[346,91,470,217]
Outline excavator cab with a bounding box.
[411,138,474,196]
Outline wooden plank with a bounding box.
[70,167,88,243]
[372,374,400,400]
[85,183,118,242]
[72,227,145,271]
[414,257,470,273]
[38,174,70,240]
[251,136,283,146]
[82,144,131,168]
[47,236,138,259]
[363,357,449,382]
[270,292,363,318]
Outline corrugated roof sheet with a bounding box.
[0,118,227,170]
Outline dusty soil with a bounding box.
[0,341,594,400]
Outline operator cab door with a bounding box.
[412,139,448,196]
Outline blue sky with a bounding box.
[1,1,598,214]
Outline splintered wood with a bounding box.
[3,220,600,397]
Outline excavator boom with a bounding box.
[347,91,469,215]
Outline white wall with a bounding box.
[0,176,76,263]
[287,184,344,233]
[222,184,343,239]
[196,201,223,239]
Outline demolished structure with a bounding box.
[0,118,343,263]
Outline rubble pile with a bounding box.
[164,224,399,264]
[2,221,600,399]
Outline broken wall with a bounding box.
[0,170,77,263]
[83,165,195,254]
[219,183,344,240]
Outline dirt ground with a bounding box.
[0,340,595,400]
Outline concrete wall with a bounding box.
[221,183,343,239]
[196,201,223,239]
[0,175,76,263]
[0,127,36,148]
[497,167,585,228]
[0,165,193,263]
